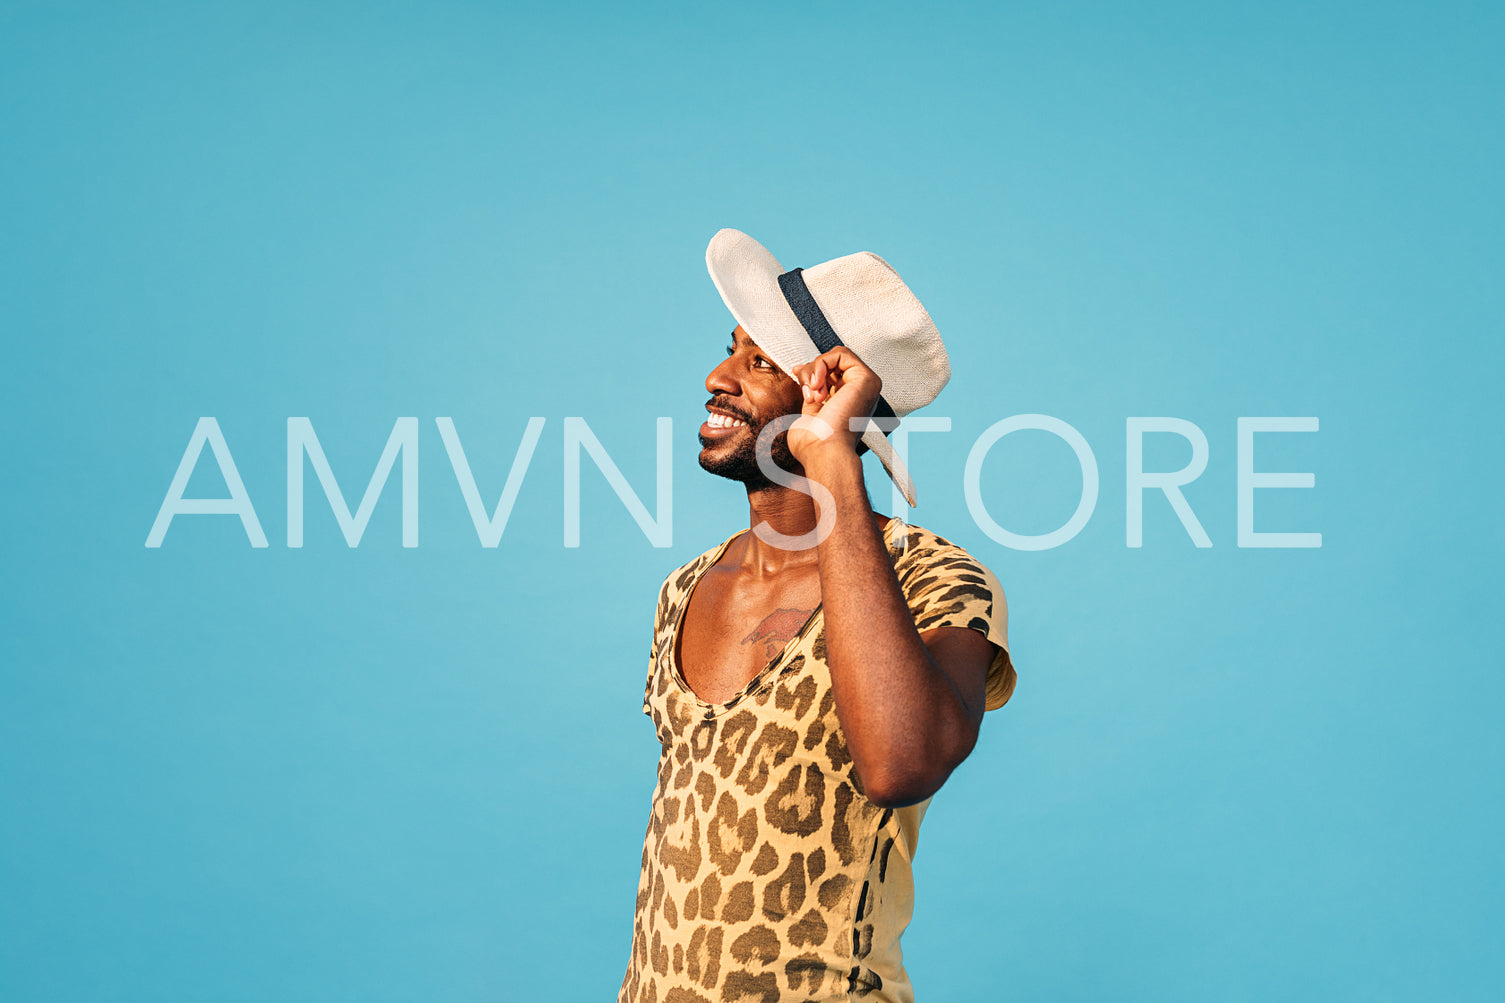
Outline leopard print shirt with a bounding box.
[619,519,1014,1003]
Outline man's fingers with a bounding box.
[795,348,876,407]
[814,347,873,385]
[821,346,880,396]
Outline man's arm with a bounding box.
[790,349,997,808]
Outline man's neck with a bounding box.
[735,482,889,576]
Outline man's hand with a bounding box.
[788,347,881,467]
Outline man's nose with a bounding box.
[705,355,739,396]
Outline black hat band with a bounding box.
[777,267,897,424]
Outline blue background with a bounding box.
[3,1,1501,999]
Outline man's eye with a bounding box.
[726,346,735,358]
[753,357,773,369]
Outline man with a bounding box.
[619,230,1015,1003]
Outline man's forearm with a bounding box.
[804,450,980,807]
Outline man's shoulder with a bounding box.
[653,528,744,607]
[889,519,992,572]
[889,518,1008,608]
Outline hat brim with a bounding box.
[705,228,918,507]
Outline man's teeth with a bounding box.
[707,413,747,429]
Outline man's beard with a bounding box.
[698,419,800,490]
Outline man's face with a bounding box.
[698,325,805,487]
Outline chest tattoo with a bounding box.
[740,607,816,660]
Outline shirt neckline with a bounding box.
[664,518,901,716]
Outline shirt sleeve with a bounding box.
[895,537,1016,711]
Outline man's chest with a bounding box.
[674,565,822,706]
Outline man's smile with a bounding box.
[700,400,752,439]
